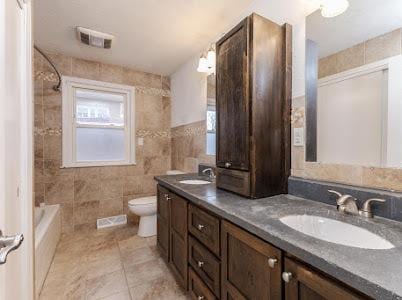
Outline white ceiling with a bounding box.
[307,0,402,58]
[34,0,253,75]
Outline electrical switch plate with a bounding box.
[138,137,144,146]
[293,128,304,146]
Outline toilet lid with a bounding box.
[128,196,156,206]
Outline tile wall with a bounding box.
[34,49,172,232]
[318,28,402,78]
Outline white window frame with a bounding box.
[62,76,136,168]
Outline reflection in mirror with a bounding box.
[305,0,402,168]
[206,74,216,155]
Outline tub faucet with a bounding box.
[202,168,215,181]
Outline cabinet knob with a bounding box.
[225,162,232,168]
[282,272,293,283]
[197,260,204,268]
[268,258,277,268]
[197,296,204,300]
[197,224,206,231]
[164,194,171,201]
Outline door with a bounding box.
[156,185,170,262]
[221,221,282,300]
[0,0,34,299]
[283,258,369,300]
[216,18,250,171]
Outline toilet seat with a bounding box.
[128,196,156,207]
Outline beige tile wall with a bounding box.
[291,96,402,192]
[319,28,402,78]
[171,121,215,172]
[34,49,171,232]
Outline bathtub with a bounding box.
[35,204,61,298]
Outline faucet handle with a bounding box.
[360,198,386,218]
[328,189,343,198]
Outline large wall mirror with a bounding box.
[305,0,402,168]
[206,74,216,155]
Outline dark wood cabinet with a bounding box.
[156,185,170,262]
[216,13,292,198]
[221,220,282,300]
[169,193,188,289]
[157,185,371,300]
[283,257,369,300]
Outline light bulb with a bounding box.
[320,0,349,18]
[207,49,216,69]
[197,57,209,73]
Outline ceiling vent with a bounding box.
[76,27,114,49]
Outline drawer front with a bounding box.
[188,204,220,256]
[157,185,170,221]
[189,267,217,300]
[189,236,220,297]
[216,168,250,197]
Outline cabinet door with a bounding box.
[156,185,170,262]
[216,18,250,171]
[169,193,188,290]
[283,258,369,300]
[221,221,282,300]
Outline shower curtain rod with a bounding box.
[33,45,62,91]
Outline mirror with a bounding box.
[305,0,402,168]
[206,74,216,155]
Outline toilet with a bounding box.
[128,170,185,237]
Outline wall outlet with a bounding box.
[138,137,144,146]
[293,128,304,146]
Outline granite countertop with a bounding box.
[155,173,402,300]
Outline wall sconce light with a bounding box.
[197,45,216,73]
[320,0,349,18]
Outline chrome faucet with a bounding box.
[328,190,386,218]
[202,168,215,181]
[328,190,359,215]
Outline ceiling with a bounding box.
[307,0,402,58]
[34,0,253,75]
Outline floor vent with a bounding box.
[97,214,127,229]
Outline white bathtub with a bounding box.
[35,204,61,298]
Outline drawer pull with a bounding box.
[282,272,293,283]
[197,296,205,300]
[225,162,232,168]
[164,194,171,201]
[197,260,204,268]
[197,224,206,231]
[268,258,277,268]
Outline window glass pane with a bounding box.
[207,110,216,132]
[75,88,125,126]
[206,132,216,155]
[76,127,125,161]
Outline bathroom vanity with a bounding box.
[154,174,402,300]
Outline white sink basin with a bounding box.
[280,215,394,250]
[179,179,211,185]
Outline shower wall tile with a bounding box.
[34,49,171,231]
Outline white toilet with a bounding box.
[128,170,185,237]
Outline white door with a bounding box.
[0,0,34,299]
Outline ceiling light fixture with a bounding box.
[320,0,349,18]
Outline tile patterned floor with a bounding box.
[39,224,189,300]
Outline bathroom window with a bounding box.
[61,76,135,167]
[206,105,216,155]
